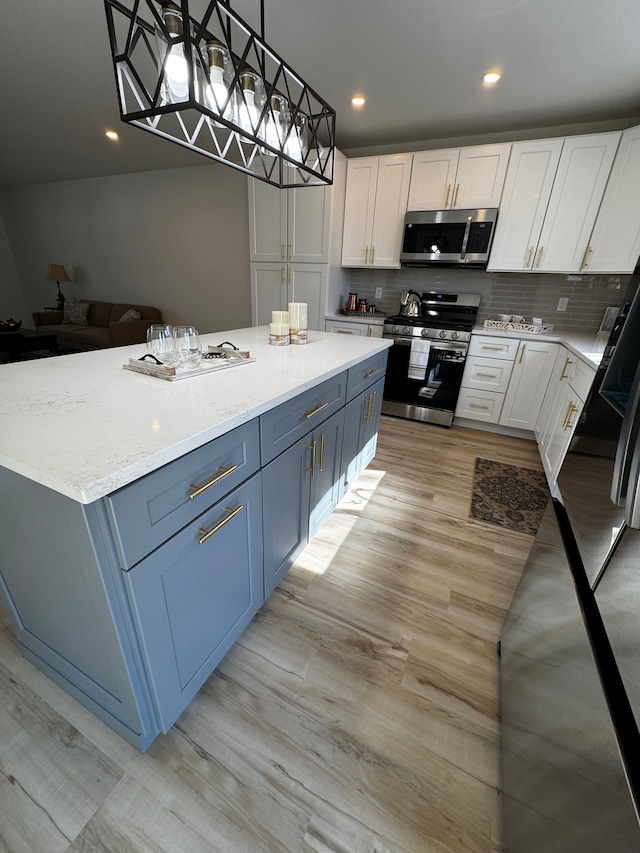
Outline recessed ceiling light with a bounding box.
[351,95,366,108]
[105,130,119,140]
[482,71,502,85]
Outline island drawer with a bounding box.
[346,350,388,401]
[260,372,347,464]
[105,419,260,569]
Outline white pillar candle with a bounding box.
[271,311,289,324]
[269,323,290,336]
[288,302,308,330]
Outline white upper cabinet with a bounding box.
[488,132,621,273]
[248,180,330,264]
[341,154,412,268]
[407,143,511,211]
[583,125,640,274]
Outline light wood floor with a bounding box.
[0,416,543,853]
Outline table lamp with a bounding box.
[47,264,71,310]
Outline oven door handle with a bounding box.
[384,336,468,354]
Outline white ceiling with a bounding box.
[1,0,639,188]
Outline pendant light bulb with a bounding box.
[264,92,287,149]
[205,40,233,119]
[159,3,189,101]
[237,68,265,136]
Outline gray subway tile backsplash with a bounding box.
[343,267,632,332]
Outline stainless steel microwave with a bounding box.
[400,208,498,266]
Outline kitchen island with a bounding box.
[0,327,390,750]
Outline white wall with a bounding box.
[0,211,29,323]
[0,162,251,333]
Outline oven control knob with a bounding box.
[438,330,447,339]
[451,331,459,340]
[402,327,411,335]
[421,328,429,338]
[392,325,399,333]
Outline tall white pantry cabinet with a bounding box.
[248,150,349,330]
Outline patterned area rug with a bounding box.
[469,457,549,535]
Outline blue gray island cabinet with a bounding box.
[0,327,390,750]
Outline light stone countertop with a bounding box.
[0,326,391,505]
[471,324,609,368]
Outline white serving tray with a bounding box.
[123,347,254,381]
[484,320,554,335]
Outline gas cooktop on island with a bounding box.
[382,292,481,427]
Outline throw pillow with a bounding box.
[62,301,90,325]
[119,308,141,322]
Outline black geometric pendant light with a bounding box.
[103,0,336,187]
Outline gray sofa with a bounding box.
[32,301,162,351]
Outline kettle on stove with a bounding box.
[399,290,421,317]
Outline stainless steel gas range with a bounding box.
[381,292,481,427]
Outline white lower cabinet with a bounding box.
[325,318,384,337]
[455,335,519,424]
[536,347,596,485]
[498,340,558,430]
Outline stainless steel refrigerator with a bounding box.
[500,293,640,851]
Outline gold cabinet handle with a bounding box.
[469,403,490,410]
[198,505,243,544]
[306,439,318,477]
[518,344,526,364]
[288,267,291,284]
[364,391,376,421]
[189,464,238,499]
[365,368,380,377]
[288,242,292,260]
[444,184,451,208]
[371,246,375,264]
[305,401,329,419]
[281,243,285,260]
[525,246,534,268]
[318,434,325,471]
[336,330,354,334]
[481,345,503,351]
[364,246,369,265]
[559,357,573,381]
[581,245,593,270]
[562,401,579,431]
[453,183,460,208]
[535,246,544,268]
[476,372,498,378]
[281,266,285,284]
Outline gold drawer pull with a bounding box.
[337,330,354,334]
[476,372,498,378]
[559,357,573,381]
[453,183,460,208]
[305,401,329,419]
[365,368,380,377]
[198,505,243,544]
[481,345,503,351]
[189,464,238,499]
[469,403,490,410]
